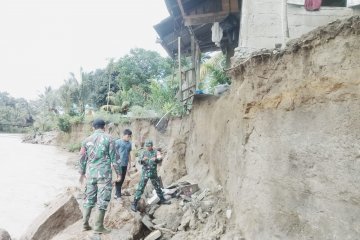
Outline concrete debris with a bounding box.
[179,194,192,202]
[196,188,209,201]
[144,230,162,240]
[162,188,178,195]
[179,184,200,197]
[147,195,160,205]
[147,204,160,216]
[141,215,155,230]
[153,226,176,235]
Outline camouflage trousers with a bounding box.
[83,177,112,210]
[134,172,164,201]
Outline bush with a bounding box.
[69,115,84,125]
[58,115,71,132]
[68,141,82,152]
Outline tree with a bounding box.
[81,68,119,108]
[0,92,34,132]
[38,86,60,113]
[59,73,81,115]
[112,48,173,107]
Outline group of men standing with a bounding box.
[78,118,170,234]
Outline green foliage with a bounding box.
[200,52,231,93]
[2,47,185,133]
[81,69,120,108]
[118,86,147,107]
[58,115,71,133]
[67,141,82,152]
[69,115,84,125]
[37,86,60,113]
[146,76,182,116]
[33,111,57,132]
[115,48,173,92]
[0,92,33,133]
[59,74,81,115]
[128,106,150,118]
[58,114,84,133]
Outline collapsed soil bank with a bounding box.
[185,17,360,240]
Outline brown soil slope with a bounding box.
[184,16,360,240]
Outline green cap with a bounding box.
[145,139,153,147]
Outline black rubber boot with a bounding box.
[82,207,92,231]
[131,200,138,212]
[94,209,111,234]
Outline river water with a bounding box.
[0,134,79,239]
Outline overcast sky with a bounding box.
[0,0,169,100]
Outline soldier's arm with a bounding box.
[78,142,87,184]
[114,140,120,162]
[79,142,87,175]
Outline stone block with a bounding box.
[147,195,160,205]
[20,194,82,240]
[141,215,154,230]
[179,184,199,197]
[0,229,11,240]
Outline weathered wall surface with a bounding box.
[238,0,284,52]
[287,5,353,39]
[186,17,360,239]
[238,0,357,52]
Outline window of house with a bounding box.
[322,0,346,7]
[287,0,359,7]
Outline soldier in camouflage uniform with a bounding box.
[131,139,170,212]
[79,118,120,233]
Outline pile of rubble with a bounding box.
[113,180,237,240]
[58,167,237,240]
[15,171,241,240]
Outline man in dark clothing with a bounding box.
[131,139,170,212]
[114,129,132,199]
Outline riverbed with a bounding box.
[0,134,79,239]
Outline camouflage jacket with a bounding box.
[139,149,162,176]
[79,129,120,179]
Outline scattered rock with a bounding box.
[20,193,82,240]
[0,229,11,240]
[142,215,155,230]
[179,184,199,197]
[144,230,161,240]
[153,204,182,231]
[226,209,232,219]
